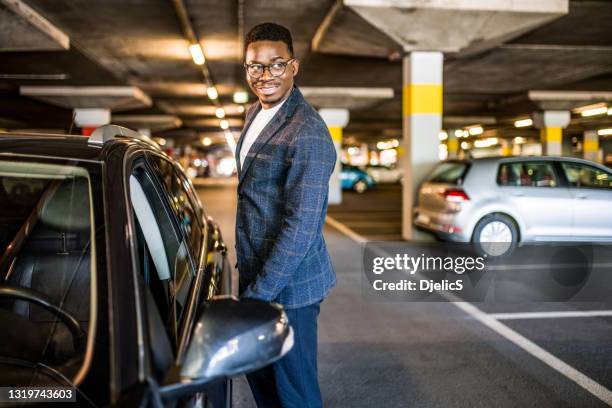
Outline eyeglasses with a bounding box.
[244,59,295,79]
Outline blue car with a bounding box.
[341,164,376,193]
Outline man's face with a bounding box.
[245,40,299,109]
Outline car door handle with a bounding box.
[576,194,588,199]
[511,192,525,197]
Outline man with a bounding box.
[235,22,336,408]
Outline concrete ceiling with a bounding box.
[0,0,610,145]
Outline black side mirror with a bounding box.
[160,297,293,401]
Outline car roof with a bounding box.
[469,155,607,167]
[0,132,147,162]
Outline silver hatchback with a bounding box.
[414,157,612,254]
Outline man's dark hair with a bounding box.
[245,23,294,56]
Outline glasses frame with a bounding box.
[244,59,296,79]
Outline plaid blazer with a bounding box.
[235,87,337,308]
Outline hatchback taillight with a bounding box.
[441,189,470,202]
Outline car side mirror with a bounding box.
[159,296,293,401]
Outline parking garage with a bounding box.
[1,0,612,407]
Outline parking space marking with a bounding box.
[489,310,612,320]
[325,217,612,406]
[326,216,367,243]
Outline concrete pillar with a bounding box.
[583,130,599,163]
[402,52,443,240]
[74,108,110,136]
[533,110,570,156]
[501,139,513,156]
[320,108,349,205]
[447,129,459,159]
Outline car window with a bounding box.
[428,162,469,184]
[561,162,612,190]
[129,166,195,345]
[146,155,204,262]
[498,162,558,187]
[0,160,94,375]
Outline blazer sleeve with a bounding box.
[241,121,337,302]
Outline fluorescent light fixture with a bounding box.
[598,128,612,136]
[462,130,470,138]
[608,108,612,115]
[220,119,229,130]
[454,129,463,138]
[513,136,526,144]
[215,108,225,119]
[581,106,608,117]
[189,44,205,65]
[202,137,212,146]
[473,137,498,148]
[438,131,448,141]
[460,141,470,150]
[376,139,399,150]
[514,118,533,128]
[237,105,245,114]
[468,126,484,136]
[233,90,248,104]
[207,86,218,100]
[573,103,607,117]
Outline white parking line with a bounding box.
[325,216,612,406]
[490,310,612,320]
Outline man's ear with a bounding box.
[291,59,300,77]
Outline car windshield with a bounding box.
[428,162,469,184]
[0,160,94,384]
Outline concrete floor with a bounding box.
[196,181,612,408]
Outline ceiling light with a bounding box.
[514,118,533,128]
[581,106,608,117]
[462,130,470,138]
[513,136,526,144]
[207,86,218,100]
[608,108,612,115]
[237,105,245,114]
[468,126,484,136]
[454,129,463,138]
[473,137,498,148]
[598,128,612,136]
[573,103,607,117]
[233,90,248,104]
[215,108,225,119]
[202,137,212,146]
[438,131,448,141]
[460,141,470,150]
[189,44,205,65]
[220,119,229,130]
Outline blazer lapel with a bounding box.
[238,87,302,188]
[235,104,262,176]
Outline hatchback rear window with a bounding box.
[428,162,469,184]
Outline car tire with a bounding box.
[353,179,368,194]
[472,214,518,257]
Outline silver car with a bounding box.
[414,157,612,254]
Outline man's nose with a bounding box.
[261,67,273,80]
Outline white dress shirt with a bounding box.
[239,99,286,169]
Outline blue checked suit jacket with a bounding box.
[235,87,337,309]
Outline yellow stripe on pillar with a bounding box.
[540,127,562,143]
[329,127,342,143]
[402,84,443,116]
[584,139,598,152]
[447,138,459,153]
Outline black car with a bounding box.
[0,126,293,407]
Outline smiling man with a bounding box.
[234,23,337,408]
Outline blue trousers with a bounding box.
[246,302,322,408]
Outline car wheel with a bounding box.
[353,179,368,193]
[472,214,518,257]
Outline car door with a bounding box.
[497,160,573,241]
[558,161,612,241]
